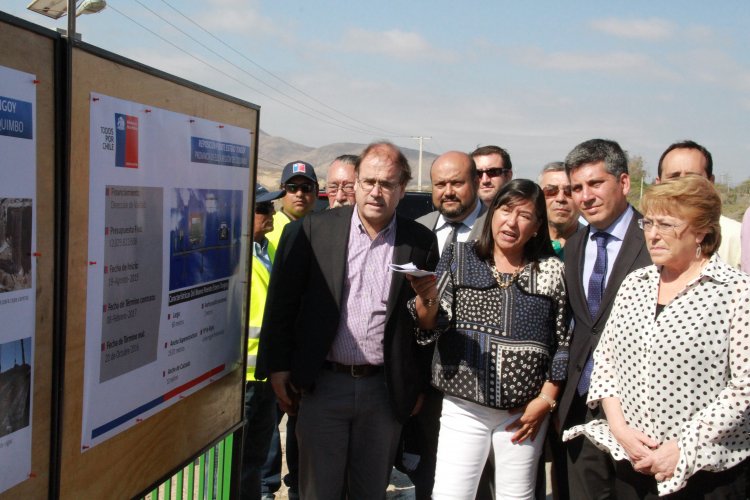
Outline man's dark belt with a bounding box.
[324,361,383,378]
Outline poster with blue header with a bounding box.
[0,64,37,494]
[82,93,251,449]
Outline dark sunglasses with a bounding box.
[283,183,315,194]
[255,202,274,215]
[542,185,572,198]
[477,167,509,178]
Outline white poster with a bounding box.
[0,65,37,493]
[82,93,251,449]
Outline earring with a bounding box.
[533,232,538,237]
[695,245,701,259]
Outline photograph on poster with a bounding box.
[169,188,243,291]
[0,199,32,294]
[0,337,32,439]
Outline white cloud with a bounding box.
[590,17,676,41]
[673,49,750,93]
[339,28,457,62]
[508,47,680,81]
[198,0,292,43]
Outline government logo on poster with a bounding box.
[114,113,139,168]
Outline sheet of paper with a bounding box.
[388,263,436,278]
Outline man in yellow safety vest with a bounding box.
[242,184,285,499]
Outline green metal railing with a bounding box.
[142,434,234,500]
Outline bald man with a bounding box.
[416,151,485,254]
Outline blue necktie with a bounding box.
[577,231,610,395]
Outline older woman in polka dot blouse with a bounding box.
[408,179,568,499]
[564,175,750,498]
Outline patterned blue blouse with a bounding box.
[410,241,569,409]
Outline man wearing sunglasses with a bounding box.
[243,184,286,499]
[471,145,513,207]
[266,160,319,261]
[539,161,583,259]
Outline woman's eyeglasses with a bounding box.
[637,218,685,235]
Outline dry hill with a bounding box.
[256,131,437,191]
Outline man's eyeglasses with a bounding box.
[542,185,572,198]
[637,218,685,235]
[357,178,400,193]
[477,167,510,178]
[255,202,274,215]
[283,182,316,194]
[326,183,355,195]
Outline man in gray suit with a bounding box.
[403,151,485,499]
[559,139,651,499]
[416,151,485,254]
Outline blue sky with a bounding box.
[0,337,31,371]
[6,1,750,182]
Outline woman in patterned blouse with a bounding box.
[408,179,568,498]
[564,175,750,498]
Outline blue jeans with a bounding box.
[240,381,277,500]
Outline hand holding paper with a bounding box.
[388,262,436,278]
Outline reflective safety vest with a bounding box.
[248,255,270,381]
[266,210,291,263]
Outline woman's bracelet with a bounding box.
[422,296,439,308]
[538,392,557,413]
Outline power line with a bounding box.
[158,0,405,138]
[124,0,397,138]
[257,157,284,168]
[129,0,400,138]
[107,4,399,137]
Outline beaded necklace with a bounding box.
[489,261,524,289]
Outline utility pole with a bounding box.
[411,136,432,192]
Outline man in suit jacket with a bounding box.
[416,151,486,255]
[558,139,652,499]
[256,142,439,500]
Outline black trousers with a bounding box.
[564,391,616,500]
[615,457,750,499]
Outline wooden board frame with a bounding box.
[0,12,61,500]
[57,41,259,500]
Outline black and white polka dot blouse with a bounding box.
[563,254,750,495]
[409,241,568,410]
